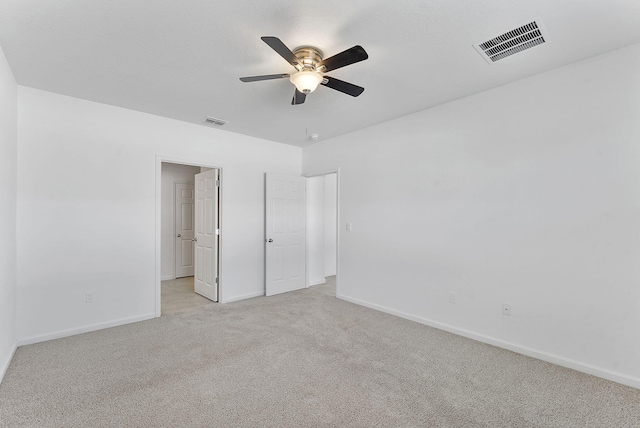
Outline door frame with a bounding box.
[155,155,223,317]
[303,168,341,297]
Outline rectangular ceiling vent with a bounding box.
[203,116,228,126]
[474,20,547,63]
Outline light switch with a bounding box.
[346,223,352,232]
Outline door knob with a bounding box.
[267,238,273,243]
[177,234,181,237]
[192,237,198,242]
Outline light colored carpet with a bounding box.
[1,285,639,427]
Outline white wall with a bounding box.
[0,45,17,382]
[160,162,201,280]
[16,87,301,344]
[306,176,326,286]
[303,43,640,388]
[324,173,337,276]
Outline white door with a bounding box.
[265,173,306,296]
[194,169,219,301]
[175,183,195,278]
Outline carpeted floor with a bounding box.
[1,284,639,427]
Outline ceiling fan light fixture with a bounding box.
[290,70,323,94]
[240,37,369,105]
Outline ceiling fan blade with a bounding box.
[261,36,301,68]
[291,88,306,105]
[321,76,364,97]
[239,74,290,83]
[317,45,368,72]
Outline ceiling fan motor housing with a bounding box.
[292,46,324,71]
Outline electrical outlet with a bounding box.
[346,223,353,232]
[449,292,458,304]
[85,291,95,303]
[502,303,512,316]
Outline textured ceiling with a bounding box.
[1,0,639,147]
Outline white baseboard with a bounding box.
[221,291,264,304]
[307,278,326,287]
[161,275,175,281]
[17,313,156,347]
[337,293,640,390]
[324,271,336,277]
[0,342,17,385]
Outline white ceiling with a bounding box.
[1,1,639,147]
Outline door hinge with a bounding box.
[215,180,220,187]
[215,277,219,284]
[215,229,220,235]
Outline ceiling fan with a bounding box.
[239,36,368,105]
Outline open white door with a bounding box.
[194,169,219,301]
[175,183,195,278]
[265,173,306,296]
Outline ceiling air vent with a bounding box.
[203,116,228,126]
[474,20,547,63]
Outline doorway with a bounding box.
[305,171,339,297]
[155,158,222,316]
